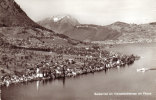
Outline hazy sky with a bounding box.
[15,0,156,25]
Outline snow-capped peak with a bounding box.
[53,17,60,22]
[52,16,63,22]
[51,15,71,22]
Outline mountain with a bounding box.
[107,21,138,33]
[64,24,121,41]
[38,16,121,41]
[38,15,80,34]
[0,0,44,28]
[149,22,156,25]
[107,21,156,43]
[0,0,81,47]
[39,15,156,43]
[0,0,84,78]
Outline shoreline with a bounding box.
[92,41,156,45]
[0,54,137,87]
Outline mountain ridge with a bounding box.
[0,0,82,47]
[39,15,156,43]
[38,15,121,41]
[0,0,56,33]
[38,15,80,34]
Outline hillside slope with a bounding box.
[107,21,156,43]
[38,15,80,34]
[0,0,43,28]
[38,16,121,41]
[0,0,81,47]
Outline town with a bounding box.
[0,44,137,87]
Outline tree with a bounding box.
[92,44,100,50]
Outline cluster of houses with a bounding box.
[0,50,137,86]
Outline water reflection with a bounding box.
[2,43,156,100]
[104,69,107,74]
[0,86,1,100]
[36,81,39,91]
[35,68,110,90]
[62,77,65,87]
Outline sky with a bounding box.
[15,0,156,25]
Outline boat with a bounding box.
[137,68,149,72]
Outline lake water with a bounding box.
[2,43,156,100]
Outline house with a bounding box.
[36,68,43,78]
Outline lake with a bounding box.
[2,43,156,100]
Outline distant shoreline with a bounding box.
[92,40,156,45]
